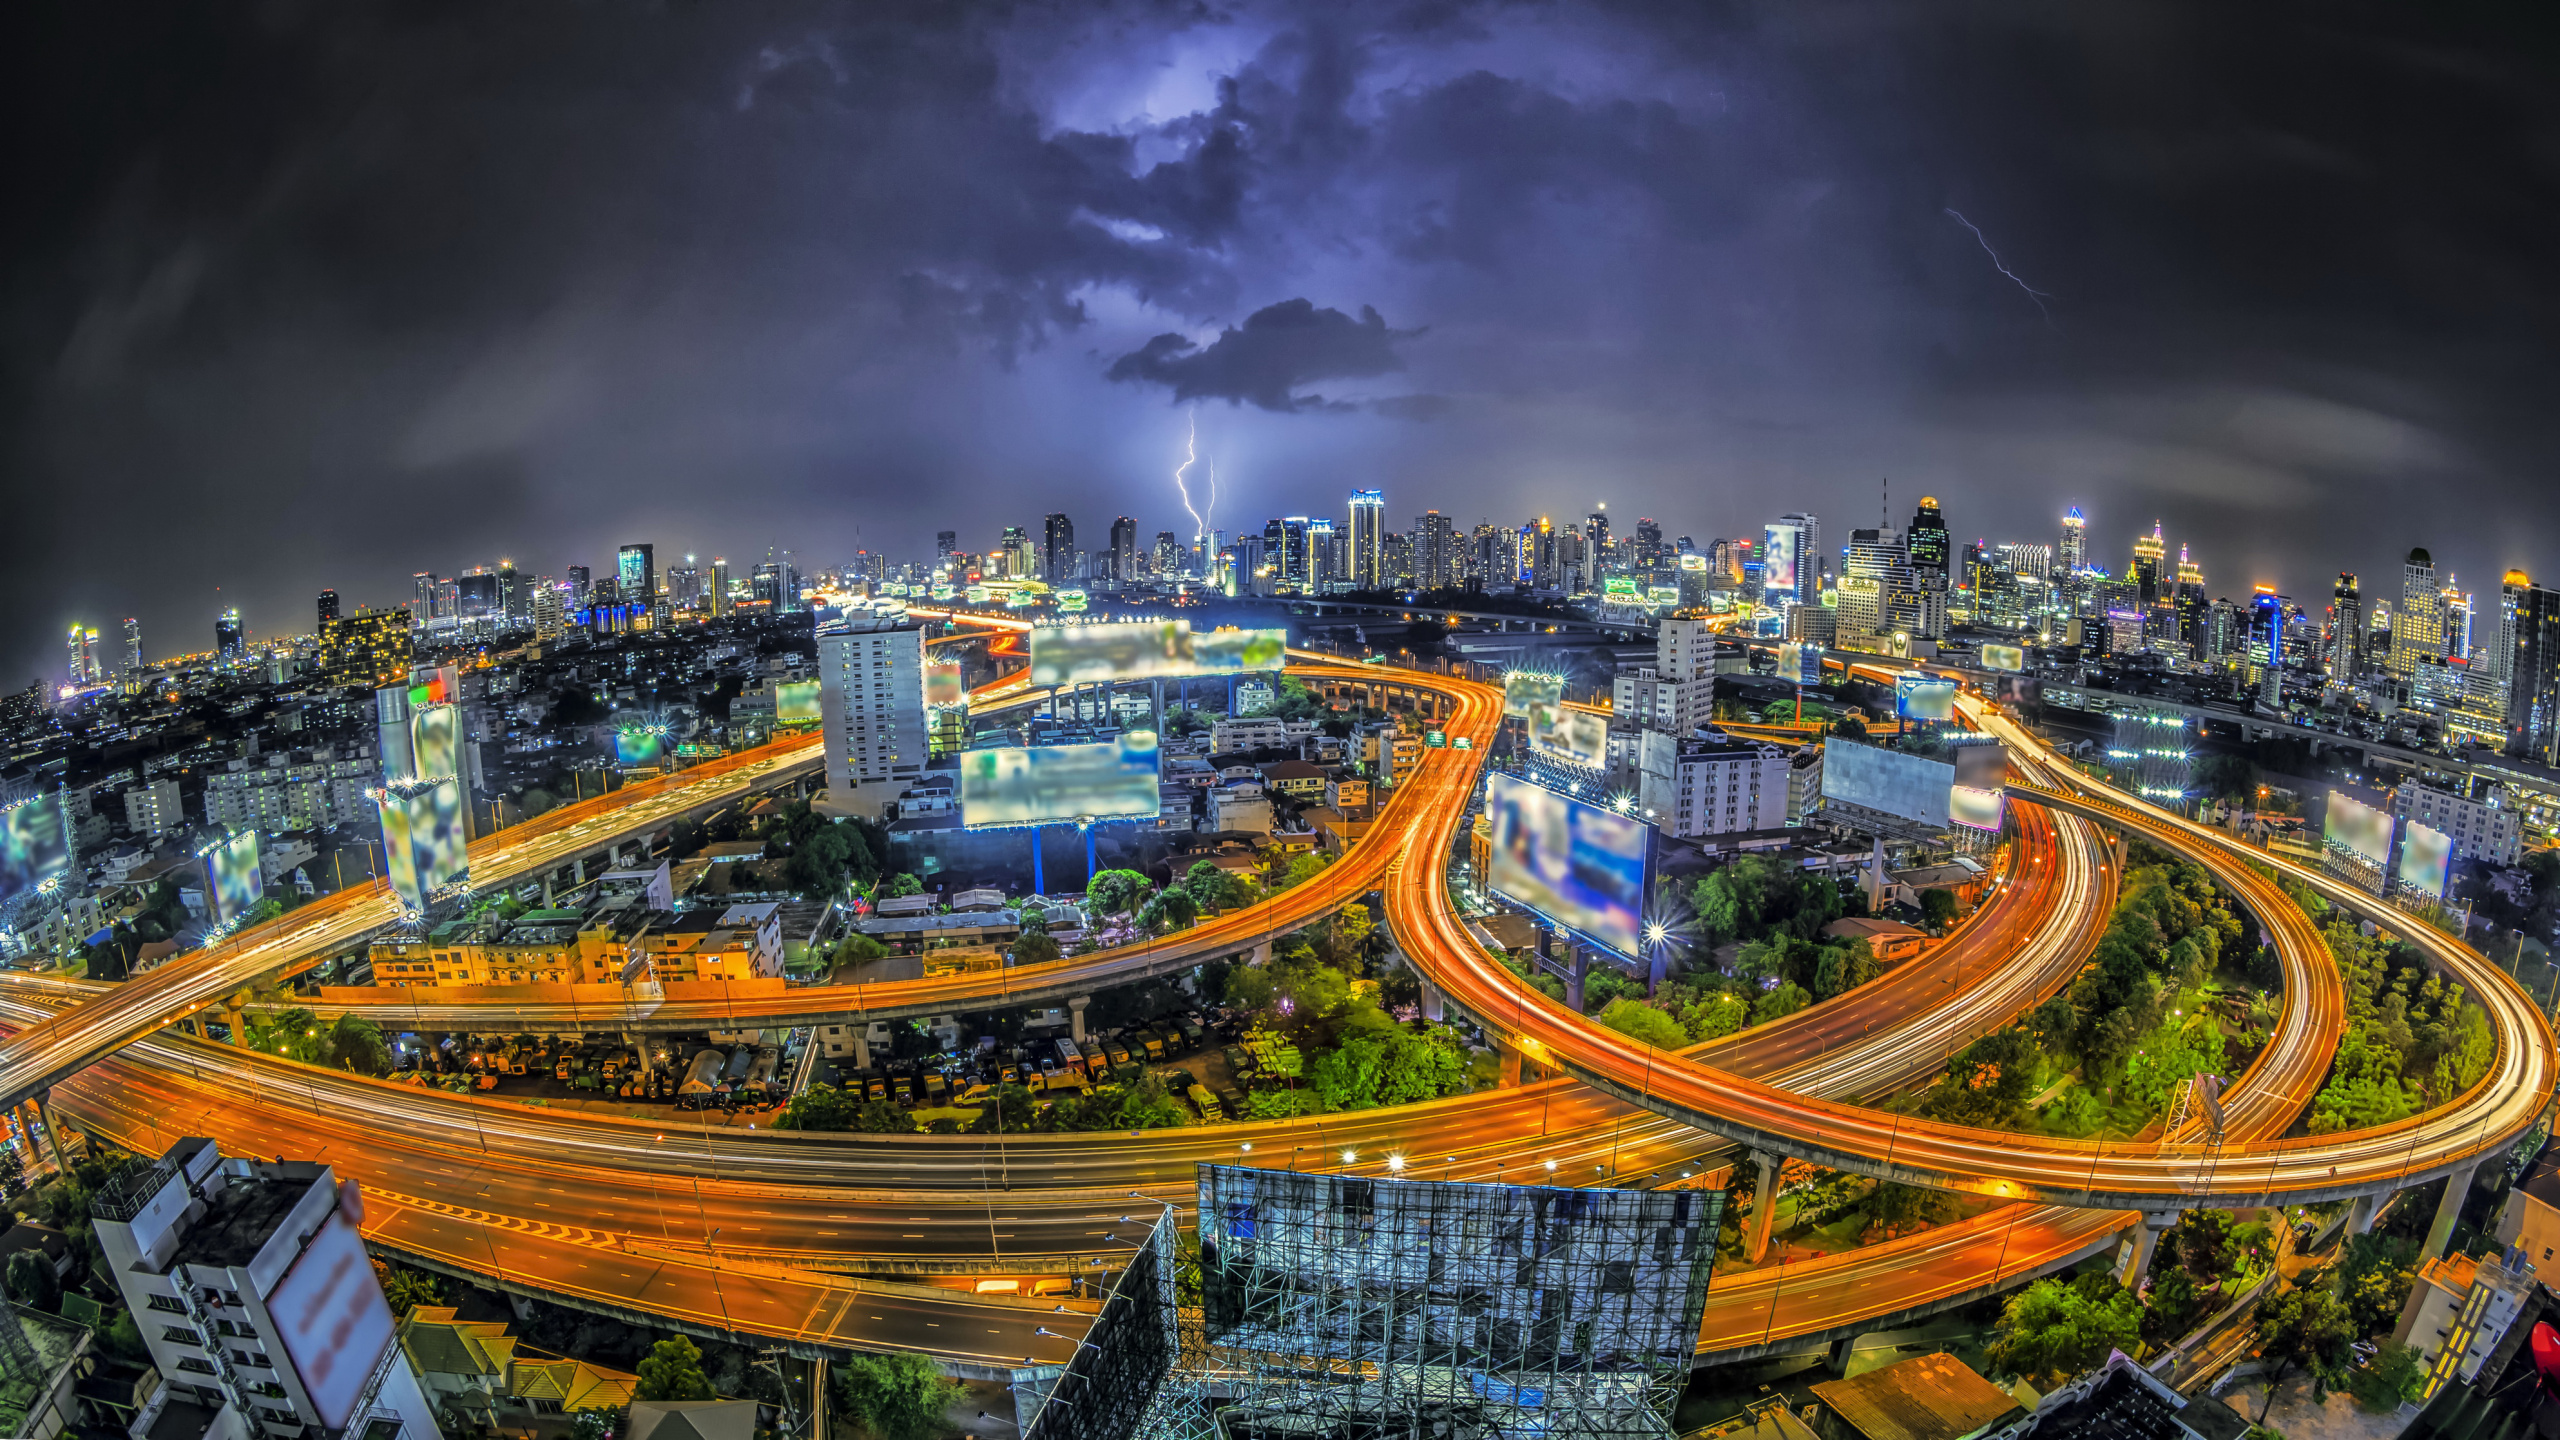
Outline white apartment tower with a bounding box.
[818,617,929,794]
[1348,490,1386,591]
[91,1138,441,1440]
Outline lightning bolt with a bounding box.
[1172,409,1208,544]
[1944,208,2056,327]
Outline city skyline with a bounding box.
[7,2,2555,684]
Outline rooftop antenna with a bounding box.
[1882,477,1889,529]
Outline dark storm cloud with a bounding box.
[2,1,2556,684]
[1107,298,1416,410]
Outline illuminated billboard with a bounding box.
[1793,642,1824,687]
[377,792,421,912]
[1647,585,1682,609]
[409,703,461,783]
[1529,705,1609,769]
[1194,627,1288,673]
[2324,789,2395,868]
[1761,523,1797,600]
[1980,643,2025,673]
[1026,620,1286,688]
[204,830,264,926]
[2397,819,2453,897]
[1484,772,1652,958]
[270,1208,398,1432]
[1604,577,1641,603]
[1502,670,1566,719]
[775,680,822,724]
[378,779,467,912]
[615,727,667,767]
[925,660,966,709]
[1896,672,1958,722]
[0,792,72,908]
[1951,738,2008,790]
[374,686,415,785]
[1949,785,2006,832]
[960,732,1162,828]
[1819,739,1954,829]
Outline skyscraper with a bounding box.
[2173,547,2207,656]
[1306,518,1340,590]
[215,608,244,658]
[122,617,143,675]
[2058,507,2087,574]
[1839,528,1909,650]
[1349,489,1386,590]
[2328,573,2364,679]
[1154,530,1181,580]
[566,565,591,608]
[2506,573,2560,764]
[617,543,656,606]
[414,571,441,620]
[1763,513,1819,607]
[936,530,957,558]
[2391,547,2443,678]
[1584,509,1611,575]
[1633,517,1664,575]
[818,616,929,793]
[1042,513,1075,584]
[1906,498,1950,588]
[1108,516,1138,589]
[709,557,731,616]
[316,589,339,626]
[64,626,99,686]
[1411,511,1456,591]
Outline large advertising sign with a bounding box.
[1895,672,1958,722]
[1819,739,1954,829]
[925,660,966,709]
[1027,621,1285,688]
[2397,819,2454,898]
[204,830,264,926]
[960,733,1162,828]
[1603,577,1641,602]
[1980,642,2025,673]
[270,1209,398,1432]
[376,793,421,912]
[1647,584,1682,609]
[1761,523,1797,600]
[1502,670,1566,719]
[2324,789,2396,867]
[1949,785,2006,832]
[775,680,822,724]
[409,703,460,782]
[1951,738,2008,790]
[374,686,415,785]
[1528,705,1609,770]
[1794,642,1824,687]
[377,779,466,913]
[615,727,667,767]
[1484,772,1652,958]
[0,793,72,908]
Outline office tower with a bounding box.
[1657,616,1714,681]
[2058,506,2087,574]
[1349,490,1386,590]
[93,1137,444,1440]
[1584,509,1611,574]
[454,572,499,620]
[498,560,527,621]
[2000,542,2053,577]
[1906,499,1950,588]
[2488,570,2528,695]
[2392,547,2443,678]
[1108,516,1137,589]
[709,557,730,616]
[1042,513,1075,584]
[1233,533,1270,595]
[315,590,338,627]
[122,617,143,675]
[413,572,441,620]
[2446,581,2475,662]
[2329,573,2364,679]
[936,530,957,558]
[321,608,412,689]
[1383,529,1413,587]
[1633,517,1664,574]
[64,626,98,686]
[1762,513,1819,607]
[818,616,928,793]
[2173,546,2208,655]
[1153,531,1181,580]
[215,608,244,658]
[2251,585,2284,702]
[566,565,591,609]
[532,582,567,643]
[616,543,656,606]
[1306,519,1341,590]
[2508,574,2560,764]
[665,562,699,611]
[2130,522,2165,606]
[1411,511,1455,591]
[1838,528,1909,648]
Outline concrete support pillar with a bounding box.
[1069,996,1091,1044]
[852,1032,873,1070]
[2346,1191,2385,1236]
[2424,1162,2482,1260]
[573,856,587,884]
[1867,835,1888,912]
[1031,829,1045,896]
[1826,1337,1858,1375]
[1419,979,1445,1024]
[33,1091,65,1172]
[1496,1042,1524,1088]
[1564,946,1587,1013]
[2118,1212,2179,1287]
[1745,1152,1783,1264]
[1084,827,1098,886]
[225,1004,247,1046]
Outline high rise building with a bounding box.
[2392,547,2443,678]
[1411,511,1456,591]
[453,572,499,620]
[1584,509,1611,576]
[315,590,338,627]
[2508,574,2560,765]
[1349,490,1386,590]
[2446,580,2475,662]
[1763,513,1820,607]
[1153,530,1181,580]
[2251,585,2284,703]
[92,1137,444,1440]
[215,608,245,658]
[1657,616,1714,681]
[122,617,143,675]
[1838,528,1909,650]
[1633,517,1664,575]
[413,572,441,621]
[499,560,528,621]
[64,625,99,687]
[2329,573,2365,679]
[1042,513,1075,584]
[936,530,957,558]
[1906,498,1950,588]
[2487,569,2529,696]
[2130,522,2166,607]
[709,557,731,616]
[667,561,701,611]
[2173,546,2207,655]
[320,608,412,689]
[1306,518,1341,590]
[565,566,590,609]
[2058,506,2087,574]
[817,616,928,794]
[616,544,655,607]
[1108,516,1138,589]
[532,582,568,643]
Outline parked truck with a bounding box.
[678,1047,728,1105]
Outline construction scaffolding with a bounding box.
[1022,1209,1181,1440]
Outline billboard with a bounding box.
[1484,772,1652,958]
[1647,584,1682,609]
[269,1208,398,1433]
[925,660,966,709]
[1896,672,1958,722]
[1503,670,1566,719]
[1761,523,1797,600]
[1027,620,1286,688]
[960,732,1162,828]
[1793,642,1824,687]
[1980,642,2025,673]
[379,779,467,912]
[1604,577,1641,603]
[775,680,822,724]
[1949,785,2006,832]
[204,830,264,926]
[1819,739,1954,829]
[615,727,667,767]
[409,703,461,783]
[1528,705,1609,769]
[377,792,421,912]
[1951,738,2008,790]
[2397,819,2453,897]
[0,792,72,908]
[2324,789,2395,867]
[374,685,415,785]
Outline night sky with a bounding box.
[7,2,2556,683]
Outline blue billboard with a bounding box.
[1484,772,1653,959]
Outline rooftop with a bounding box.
[168,1171,318,1270]
[1811,1352,2022,1440]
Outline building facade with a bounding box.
[817,618,928,794]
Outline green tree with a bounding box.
[636,1336,716,1402]
[833,1351,962,1440]
[1012,933,1062,966]
[1596,997,1687,1050]
[2309,1075,2415,1134]
[1918,888,1959,931]
[836,932,892,965]
[1752,982,1810,1026]
[5,1250,60,1313]
[0,1145,24,1201]
[1136,890,1199,933]
[375,1262,444,1317]
[2349,1341,2426,1412]
[325,1014,394,1076]
[568,1409,617,1440]
[1986,1276,2141,1384]
[882,872,924,899]
[774,1084,866,1132]
[1181,860,1256,913]
[1086,869,1153,916]
[1274,852,1334,891]
[2252,1287,2353,1419]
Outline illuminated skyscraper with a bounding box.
[2130,521,2165,606]
[321,608,412,689]
[2391,547,2443,678]
[2508,573,2560,764]
[1906,498,1950,588]
[1349,489,1385,590]
[315,590,338,627]
[1411,511,1455,591]
[667,560,702,611]
[2058,506,2087,573]
[2328,572,2364,678]
[616,543,656,606]
[215,608,244,658]
[818,616,928,793]
[533,582,568,643]
[1584,509,1611,575]
[1763,513,1819,607]
[1153,530,1181,580]
[566,565,591,608]
[1108,516,1137,589]
[1633,517,1664,574]
[121,617,143,675]
[413,571,441,621]
[709,557,731,616]
[2173,546,2207,655]
[1042,513,1075,584]
[64,626,98,687]
[936,530,957,558]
